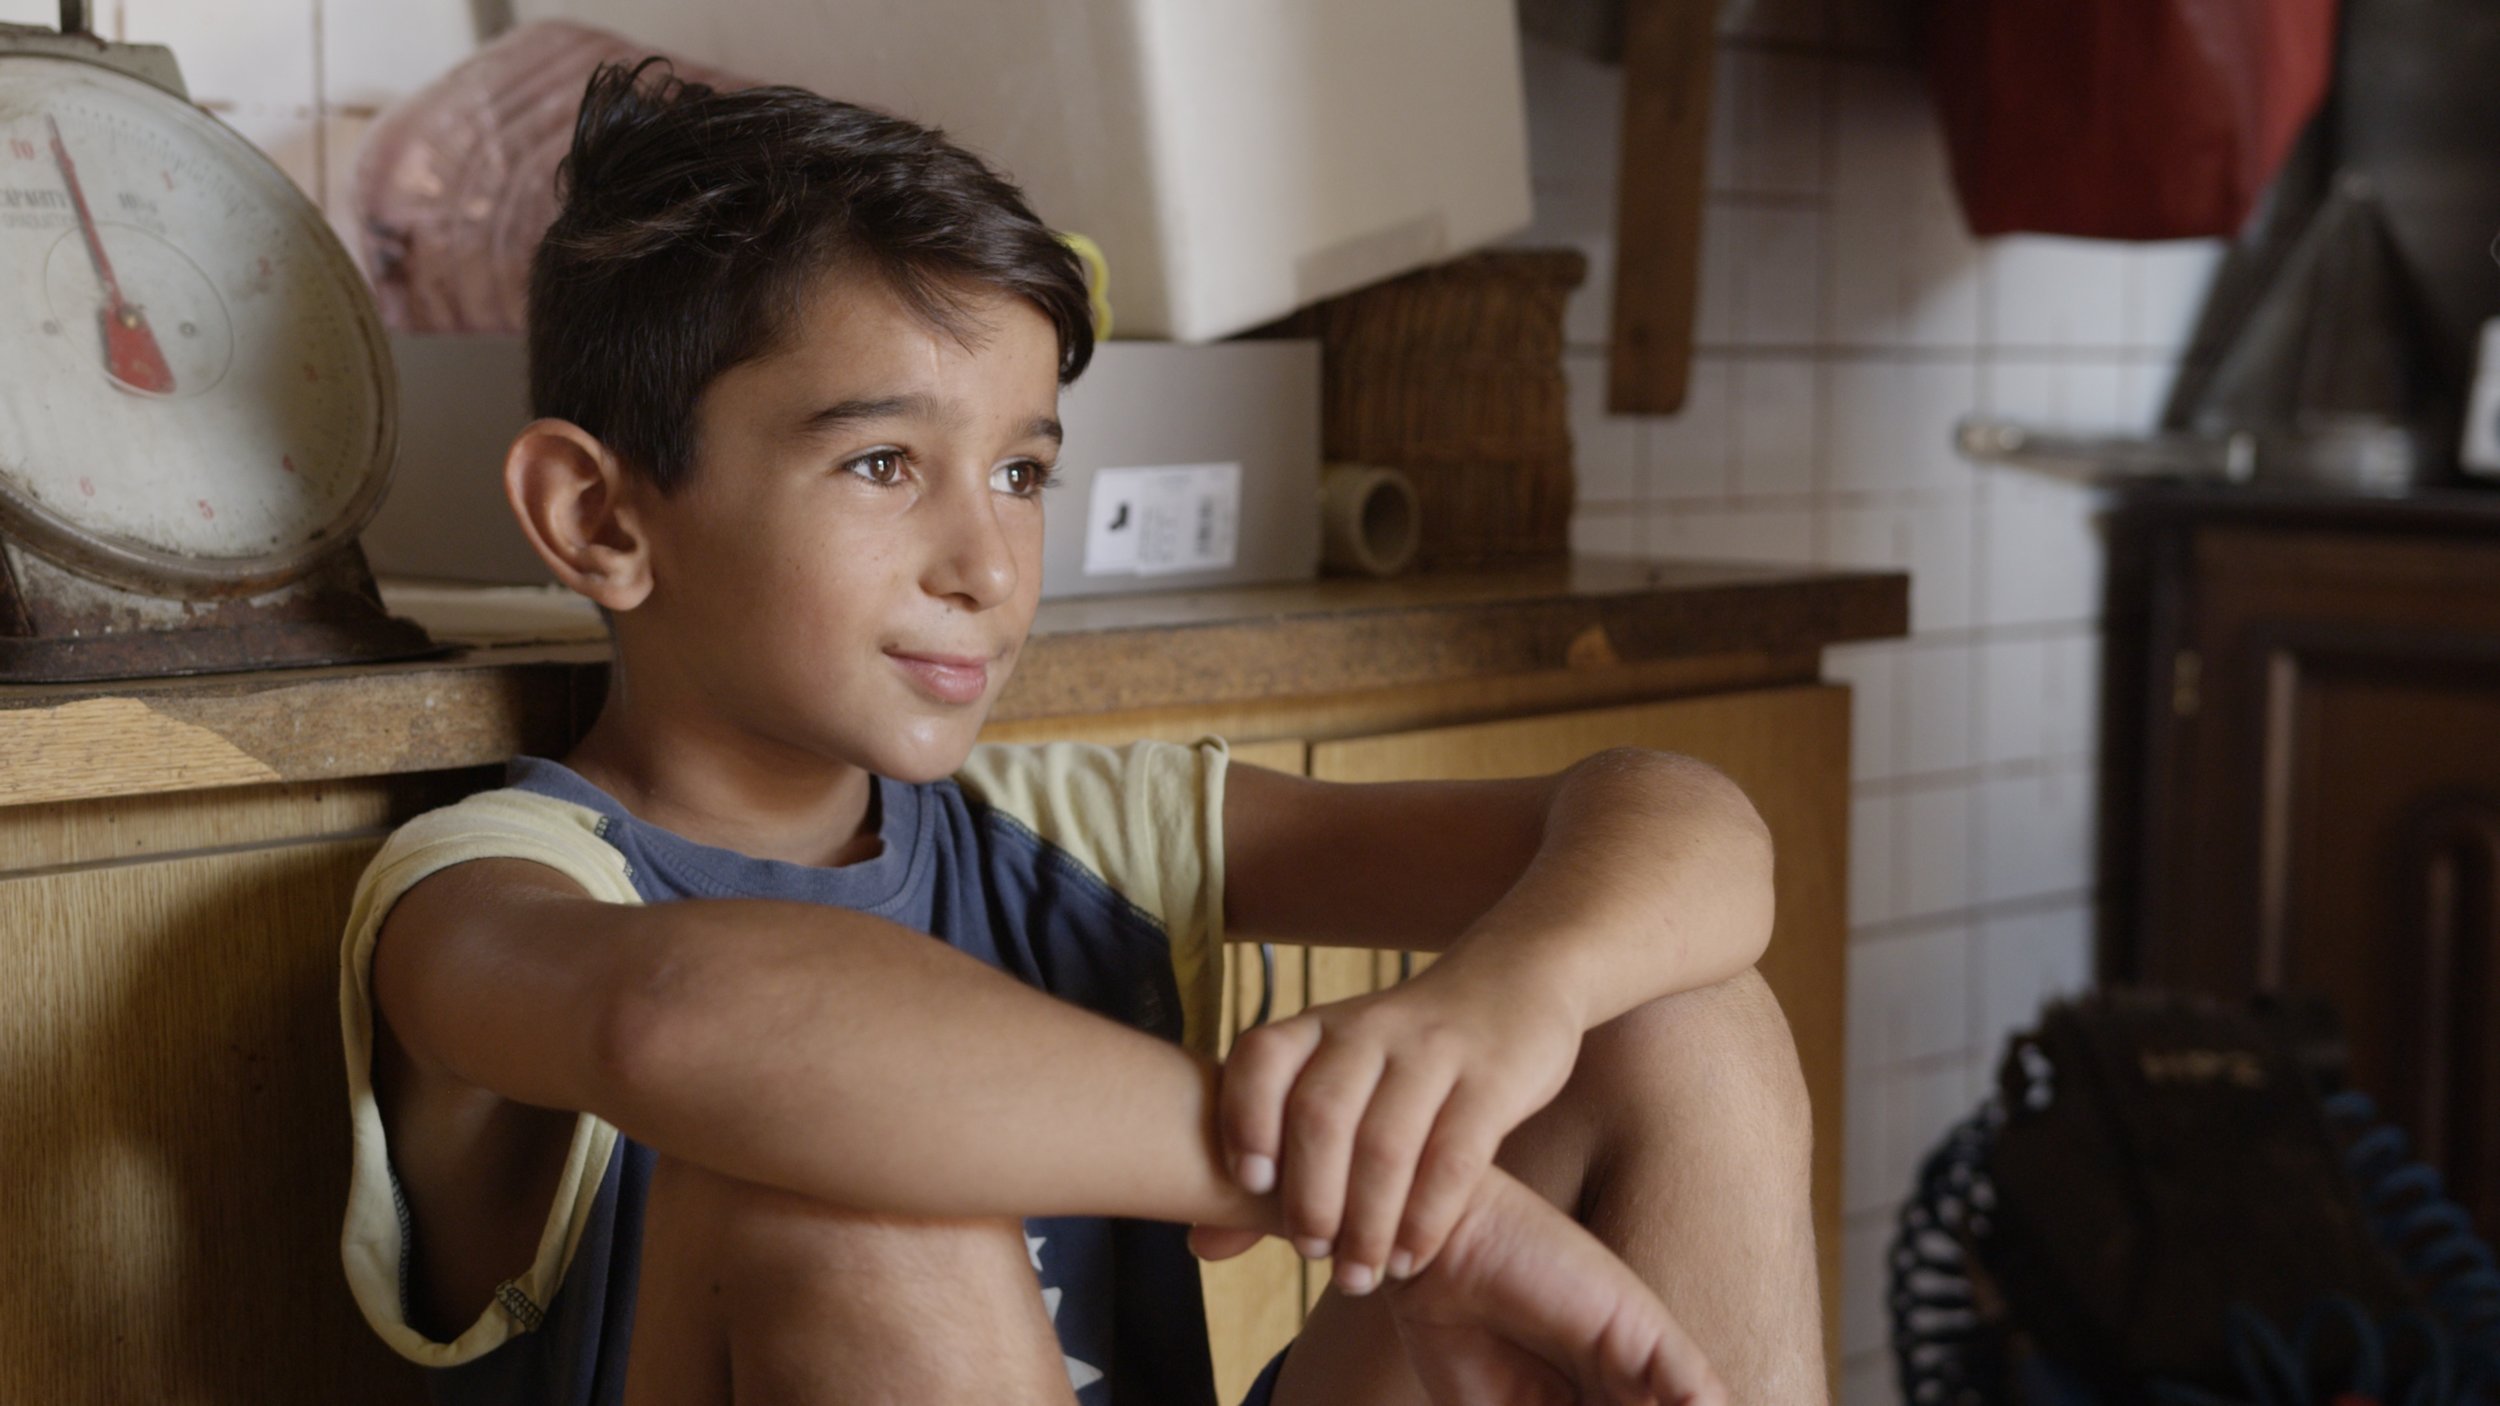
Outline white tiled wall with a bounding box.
[12,0,2220,1394]
[1518,7,2224,1400]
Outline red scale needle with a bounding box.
[46,114,175,396]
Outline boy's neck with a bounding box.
[557,701,886,870]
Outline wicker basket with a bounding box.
[1261,249,1588,570]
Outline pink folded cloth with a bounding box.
[355,21,752,333]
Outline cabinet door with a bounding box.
[0,838,429,1405]
[1307,686,1852,1366]
[0,774,485,1405]
[2134,526,2500,1233]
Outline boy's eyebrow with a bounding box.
[794,394,939,438]
[794,395,1063,446]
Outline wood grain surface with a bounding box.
[0,839,426,1405]
[0,560,1904,809]
[1609,0,1719,414]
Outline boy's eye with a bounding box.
[993,459,1058,497]
[847,450,906,484]
[845,450,907,485]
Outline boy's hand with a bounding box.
[1211,955,1584,1293]
[1195,1162,1724,1404]
[1385,1166,1725,1406]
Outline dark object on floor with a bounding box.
[2146,1295,2464,1406]
[1987,991,2412,1394]
[1891,990,2500,1405]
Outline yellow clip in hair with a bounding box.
[1058,232,1114,341]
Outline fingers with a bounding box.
[1328,1058,1456,1292]
[1385,1168,1726,1406]
[1218,1017,1323,1195]
[1634,1330,1725,1406]
[1572,1282,1721,1406]
[1186,1223,1265,1262]
[1649,1355,1727,1406]
[1391,1089,1507,1281]
[1278,1040,1386,1260]
[1220,993,1532,1295]
[1602,1285,1723,1406]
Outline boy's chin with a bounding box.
[862,716,993,784]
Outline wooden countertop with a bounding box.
[0,556,1906,807]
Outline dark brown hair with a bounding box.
[528,60,1096,493]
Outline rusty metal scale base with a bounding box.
[0,539,440,682]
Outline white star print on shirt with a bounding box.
[1027,1232,1106,1391]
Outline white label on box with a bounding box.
[1082,462,1242,576]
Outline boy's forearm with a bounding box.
[1436,748,1776,1031]
[591,897,1282,1230]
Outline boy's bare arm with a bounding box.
[376,857,1726,1399]
[1223,748,1776,1023]
[372,856,1274,1228]
[1214,749,1781,1291]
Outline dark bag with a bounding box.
[1978,991,2419,1400]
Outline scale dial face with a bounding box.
[0,52,395,595]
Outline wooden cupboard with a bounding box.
[2099,487,2500,1237]
[0,559,1902,1403]
[0,772,491,1406]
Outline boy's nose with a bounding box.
[921,479,1021,610]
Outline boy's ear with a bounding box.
[503,418,655,611]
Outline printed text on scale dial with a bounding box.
[0,59,385,569]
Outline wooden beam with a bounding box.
[1608,0,1719,415]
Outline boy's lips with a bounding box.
[885,649,990,705]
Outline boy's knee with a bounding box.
[646,1154,1034,1301]
[641,1158,1077,1404]
[1572,969,1810,1135]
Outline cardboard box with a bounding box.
[1048,339,1321,599]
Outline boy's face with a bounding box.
[623,273,1061,785]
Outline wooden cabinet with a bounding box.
[0,774,487,1406]
[0,559,1902,1403]
[2101,489,2500,1233]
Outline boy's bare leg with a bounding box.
[622,1153,1079,1406]
[1269,969,1824,1406]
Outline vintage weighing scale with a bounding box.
[0,2,434,681]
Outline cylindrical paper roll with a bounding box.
[1318,463,1422,578]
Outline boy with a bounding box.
[338,61,1823,1406]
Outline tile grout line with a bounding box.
[307,0,327,208]
[1849,884,2097,945]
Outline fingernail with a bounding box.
[1236,1153,1275,1194]
[1295,1236,1331,1260]
[1339,1261,1376,1295]
[1387,1249,1415,1280]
